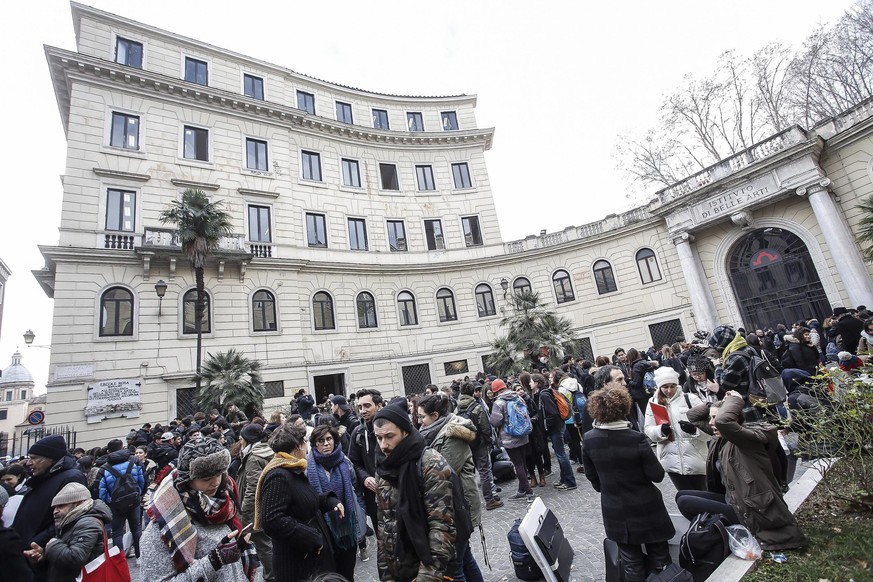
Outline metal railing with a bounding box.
[0,425,77,459]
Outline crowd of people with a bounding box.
[0,305,869,582]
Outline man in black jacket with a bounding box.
[348,388,383,562]
[12,435,87,581]
[833,307,865,354]
[535,373,577,490]
[294,389,316,421]
[457,382,502,510]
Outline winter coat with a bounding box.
[455,394,493,447]
[628,359,657,403]
[13,455,87,551]
[558,377,581,426]
[238,442,274,523]
[41,500,111,582]
[296,394,316,420]
[376,448,455,582]
[259,465,339,581]
[780,337,820,375]
[349,420,379,518]
[582,422,674,545]
[423,414,482,528]
[97,449,145,507]
[643,391,710,476]
[835,314,865,354]
[0,525,33,582]
[717,345,758,396]
[713,396,806,550]
[537,388,564,435]
[489,391,530,450]
[148,443,179,469]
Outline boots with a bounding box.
[539,472,547,488]
[529,473,538,487]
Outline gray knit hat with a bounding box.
[708,325,737,350]
[175,437,231,485]
[51,482,91,506]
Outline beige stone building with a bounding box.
[38,3,873,447]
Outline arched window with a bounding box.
[183,289,211,334]
[356,291,378,329]
[513,277,532,295]
[313,292,335,330]
[636,248,662,284]
[593,260,618,294]
[99,287,134,336]
[475,284,496,317]
[552,270,575,304]
[436,288,457,322]
[252,290,277,332]
[397,291,418,326]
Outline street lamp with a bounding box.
[500,277,509,299]
[154,279,168,316]
[22,329,51,349]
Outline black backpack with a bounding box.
[748,353,787,404]
[678,512,731,582]
[105,461,140,512]
[508,518,543,581]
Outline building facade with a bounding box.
[39,4,873,447]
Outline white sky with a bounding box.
[0,0,855,397]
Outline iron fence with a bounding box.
[0,425,77,460]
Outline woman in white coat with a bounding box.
[644,367,710,491]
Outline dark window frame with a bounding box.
[451,162,472,189]
[306,212,328,248]
[407,112,424,132]
[246,138,268,171]
[372,108,390,129]
[348,217,368,251]
[424,219,445,251]
[183,125,209,161]
[461,215,483,247]
[110,112,139,150]
[475,283,496,317]
[336,101,354,124]
[341,158,361,188]
[252,290,277,332]
[415,165,436,191]
[313,291,335,330]
[183,289,211,334]
[441,111,459,130]
[115,37,143,68]
[387,220,407,252]
[248,205,272,242]
[593,260,618,294]
[513,277,532,295]
[436,288,458,322]
[301,150,322,181]
[297,91,316,114]
[553,269,576,303]
[379,163,400,190]
[99,287,134,337]
[106,188,136,232]
[636,248,662,284]
[184,56,208,85]
[243,74,264,100]
[356,291,378,329]
[397,291,418,326]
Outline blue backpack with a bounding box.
[505,397,533,437]
[643,371,657,391]
[571,391,588,424]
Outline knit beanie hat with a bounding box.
[686,355,710,373]
[373,401,413,434]
[175,437,231,485]
[51,482,91,506]
[654,367,681,388]
[240,423,266,444]
[490,378,507,394]
[838,351,863,372]
[28,435,68,461]
[127,429,138,440]
[708,325,737,350]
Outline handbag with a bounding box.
[78,531,131,582]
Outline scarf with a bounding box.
[593,420,632,431]
[57,499,94,533]
[418,414,450,447]
[253,452,307,532]
[375,429,432,565]
[722,333,748,360]
[307,444,358,550]
[147,474,258,581]
[862,330,873,348]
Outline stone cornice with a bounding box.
[45,46,494,151]
[93,168,150,182]
[170,178,220,191]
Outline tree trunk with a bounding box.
[195,265,205,392]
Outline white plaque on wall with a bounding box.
[84,378,142,424]
[55,364,96,380]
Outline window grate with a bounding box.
[402,364,432,395]
[264,380,285,400]
[576,337,594,363]
[176,387,198,418]
[444,360,469,376]
[648,319,685,350]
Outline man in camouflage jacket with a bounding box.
[373,401,456,582]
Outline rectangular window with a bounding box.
[4,392,11,402]
[348,218,368,251]
[297,91,315,114]
[115,37,143,68]
[246,138,268,171]
[336,101,353,124]
[106,189,136,232]
[387,220,407,252]
[243,74,264,100]
[0,409,7,420]
[341,158,361,188]
[183,126,209,161]
[372,108,389,129]
[407,112,424,132]
[301,150,322,181]
[462,215,483,247]
[424,219,445,251]
[444,360,469,375]
[441,111,459,130]
[451,162,472,189]
[248,205,271,242]
[110,112,139,150]
[415,165,436,191]
[184,57,208,85]
[379,163,399,190]
[264,380,285,399]
[306,213,327,248]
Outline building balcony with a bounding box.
[136,227,253,282]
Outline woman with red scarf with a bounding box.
[140,438,259,581]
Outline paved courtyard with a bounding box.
[127,457,811,581]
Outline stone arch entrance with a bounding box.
[728,227,830,330]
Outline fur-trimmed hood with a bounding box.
[444,415,477,444]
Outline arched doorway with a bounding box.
[728,228,830,330]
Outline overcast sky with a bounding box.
[0,0,855,397]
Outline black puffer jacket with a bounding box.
[780,338,820,375]
[41,500,112,582]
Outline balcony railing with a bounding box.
[103,234,139,249]
[250,244,273,258]
[141,227,247,252]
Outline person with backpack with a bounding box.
[709,325,758,400]
[373,400,459,582]
[627,348,660,415]
[521,372,551,488]
[535,372,577,490]
[417,394,484,582]
[456,382,503,510]
[555,368,585,471]
[97,438,145,561]
[489,379,536,502]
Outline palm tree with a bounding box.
[198,349,264,419]
[159,189,233,389]
[488,290,581,377]
[857,194,873,260]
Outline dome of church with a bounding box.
[0,351,34,384]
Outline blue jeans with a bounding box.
[549,431,576,487]
[110,505,142,558]
[453,539,484,582]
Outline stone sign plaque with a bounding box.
[84,378,142,423]
[55,363,95,380]
[690,174,778,225]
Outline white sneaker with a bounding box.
[359,545,370,562]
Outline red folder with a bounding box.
[650,402,670,426]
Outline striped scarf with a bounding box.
[253,452,308,532]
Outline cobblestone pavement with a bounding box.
[126,458,811,581]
